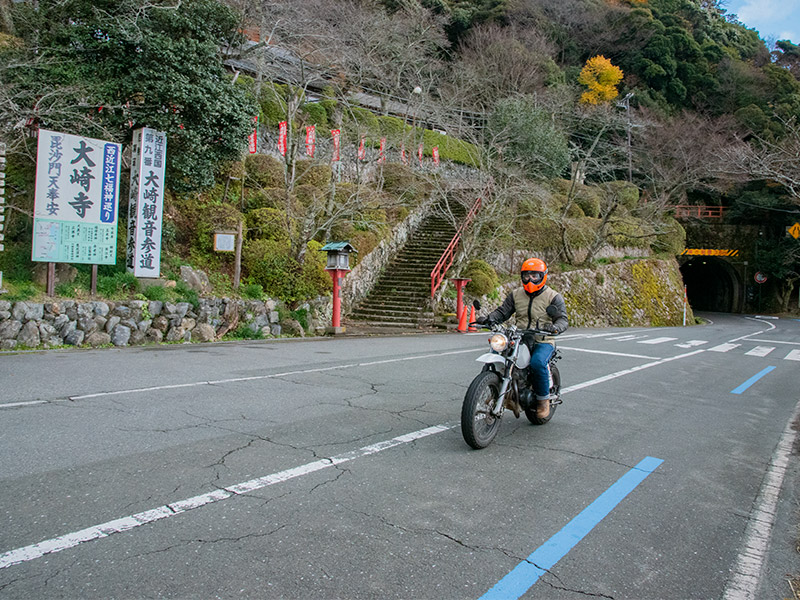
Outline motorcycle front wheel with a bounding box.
[461,371,502,449]
[525,364,561,425]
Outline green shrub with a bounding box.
[603,180,639,210]
[143,285,170,302]
[227,323,264,340]
[241,283,264,299]
[245,154,284,188]
[295,161,331,188]
[97,271,139,298]
[243,239,331,304]
[463,259,499,297]
[247,207,295,241]
[174,280,200,309]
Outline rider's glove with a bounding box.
[539,322,557,334]
[475,315,489,325]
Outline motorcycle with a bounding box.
[461,301,562,449]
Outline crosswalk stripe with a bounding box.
[786,350,800,361]
[708,343,741,352]
[745,346,775,357]
[637,337,678,345]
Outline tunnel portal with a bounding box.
[679,257,743,313]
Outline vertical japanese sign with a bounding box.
[432,146,439,166]
[378,137,386,163]
[278,121,288,156]
[305,125,316,157]
[248,116,258,154]
[358,137,366,161]
[126,127,167,278]
[32,130,121,265]
[331,129,341,162]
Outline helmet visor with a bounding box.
[521,271,545,285]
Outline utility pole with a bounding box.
[617,92,634,183]
[0,142,5,292]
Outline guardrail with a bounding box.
[430,190,486,298]
[671,205,725,219]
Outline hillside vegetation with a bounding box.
[0,0,798,313]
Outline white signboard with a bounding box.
[32,130,121,264]
[126,127,167,277]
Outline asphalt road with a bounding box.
[0,313,798,599]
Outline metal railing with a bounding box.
[671,205,725,219]
[430,191,485,298]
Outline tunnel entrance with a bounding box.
[679,257,742,313]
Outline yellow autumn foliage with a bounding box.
[578,55,624,105]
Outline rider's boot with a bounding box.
[535,395,551,419]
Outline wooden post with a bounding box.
[233,220,243,290]
[46,262,55,297]
[91,264,98,297]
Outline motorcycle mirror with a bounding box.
[472,299,481,310]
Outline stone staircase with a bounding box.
[347,202,466,329]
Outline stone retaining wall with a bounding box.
[0,298,298,351]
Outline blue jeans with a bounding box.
[529,343,555,398]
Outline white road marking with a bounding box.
[722,400,800,600]
[708,343,741,353]
[744,346,775,357]
[0,346,709,569]
[561,349,706,394]
[785,350,800,362]
[66,348,483,401]
[559,346,660,360]
[0,424,454,570]
[637,337,678,345]
[606,334,648,341]
[675,340,708,349]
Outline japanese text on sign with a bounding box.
[126,127,167,277]
[32,130,121,264]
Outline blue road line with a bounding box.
[731,366,776,395]
[479,456,664,600]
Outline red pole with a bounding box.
[330,269,342,328]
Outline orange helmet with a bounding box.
[521,257,547,293]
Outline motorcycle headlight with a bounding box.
[489,333,508,352]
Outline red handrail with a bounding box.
[430,194,483,298]
[670,205,725,219]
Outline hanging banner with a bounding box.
[248,116,258,154]
[418,142,424,165]
[278,121,288,156]
[432,146,440,166]
[305,125,316,157]
[358,137,366,161]
[331,129,341,162]
[126,127,167,278]
[32,130,121,265]
[378,137,386,163]
[401,144,408,165]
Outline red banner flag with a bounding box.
[331,129,341,162]
[358,137,366,161]
[401,144,408,165]
[278,121,288,156]
[305,125,316,157]
[248,116,258,154]
[379,137,386,163]
[432,146,439,166]
[418,142,424,165]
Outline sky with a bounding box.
[725,0,800,45]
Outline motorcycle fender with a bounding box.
[476,353,505,366]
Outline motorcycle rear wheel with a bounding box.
[525,364,561,425]
[461,371,502,449]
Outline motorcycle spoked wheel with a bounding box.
[461,371,503,449]
[525,364,561,425]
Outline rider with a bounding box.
[475,258,568,419]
